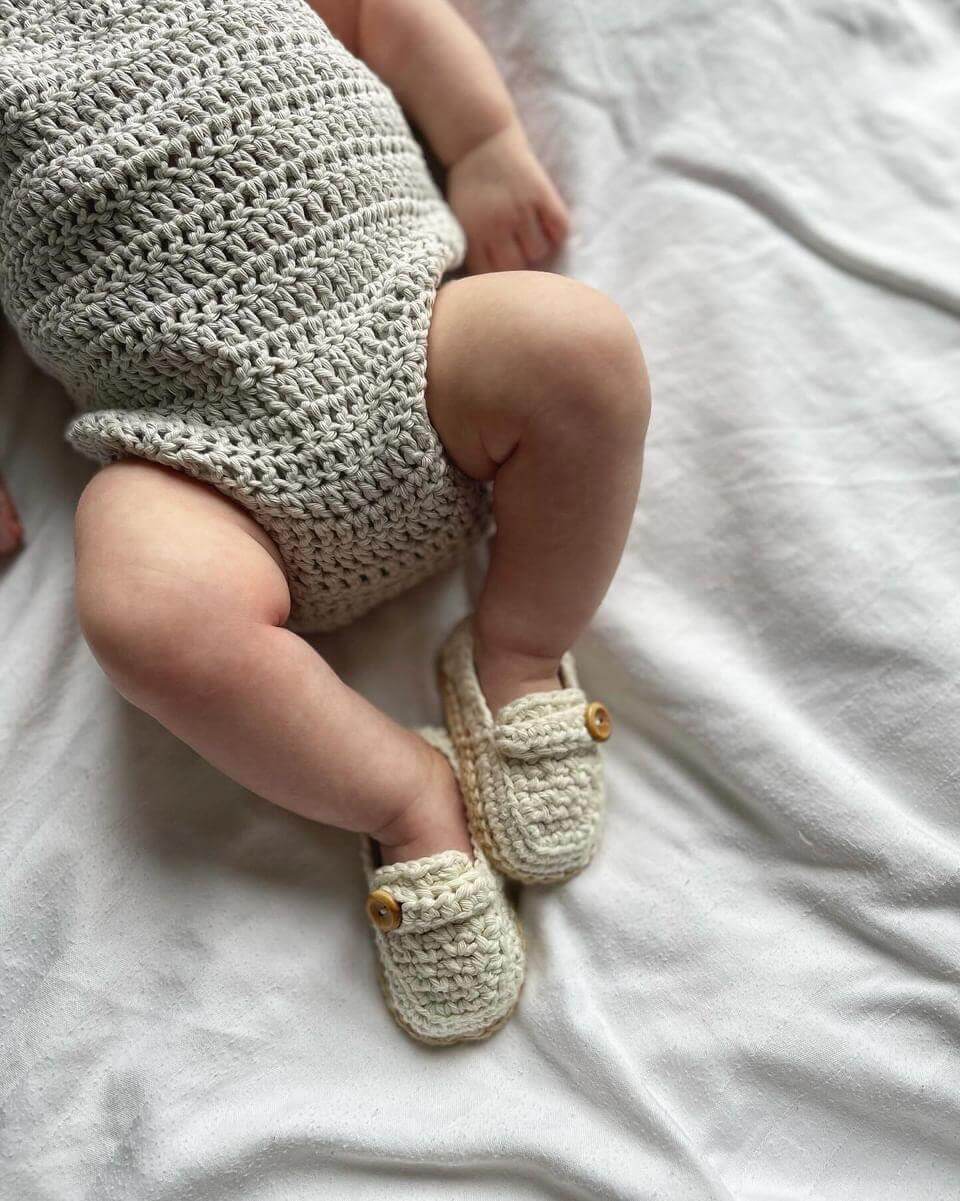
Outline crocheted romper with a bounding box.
[0,0,491,631]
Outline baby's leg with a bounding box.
[426,272,650,715]
[74,461,470,863]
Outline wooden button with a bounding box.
[585,701,612,742]
[366,888,402,932]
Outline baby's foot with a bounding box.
[473,637,563,720]
[374,732,473,865]
[363,726,526,1045]
[438,617,611,884]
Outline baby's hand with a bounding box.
[446,122,570,274]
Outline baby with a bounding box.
[0,0,649,1043]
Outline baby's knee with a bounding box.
[433,273,650,463]
[471,273,649,445]
[540,279,650,440]
[76,490,233,712]
[76,561,216,712]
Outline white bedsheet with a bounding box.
[2,1,959,1197]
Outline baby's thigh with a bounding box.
[74,460,290,684]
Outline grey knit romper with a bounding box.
[0,0,491,631]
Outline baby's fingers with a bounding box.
[517,208,551,263]
[487,233,526,272]
[464,239,491,275]
[538,191,571,248]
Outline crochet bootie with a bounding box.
[438,618,611,884]
[362,728,525,1045]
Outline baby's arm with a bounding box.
[310,0,570,273]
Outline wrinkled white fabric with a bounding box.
[2,1,958,1197]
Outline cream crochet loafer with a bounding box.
[362,728,525,1045]
[438,618,611,885]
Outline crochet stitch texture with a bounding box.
[439,617,607,883]
[363,844,525,1044]
[362,727,525,1044]
[0,0,491,630]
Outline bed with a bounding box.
[2,1,959,1196]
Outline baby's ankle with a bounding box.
[374,740,472,865]
[473,635,564,718]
